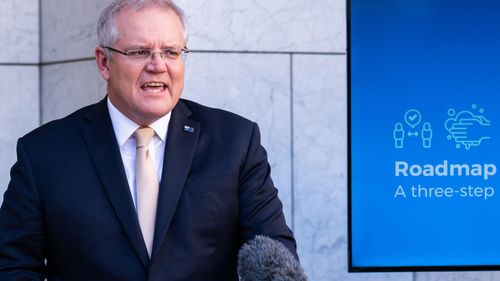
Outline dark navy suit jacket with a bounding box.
[0,98,296,280]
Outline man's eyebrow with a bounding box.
[161,45,183,49]
[122,45,149,50]
[122,45,183,50]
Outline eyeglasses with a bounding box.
[103,46,189,62]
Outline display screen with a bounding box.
[349,0,500,271]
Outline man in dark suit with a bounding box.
[0,0,297,280]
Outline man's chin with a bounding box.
[136,108,174,125]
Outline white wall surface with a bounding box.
[0,0,40,197]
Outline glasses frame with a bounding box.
[103,46,189,62]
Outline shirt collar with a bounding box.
[107,98,170,146]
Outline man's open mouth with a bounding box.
[141,82,167,92]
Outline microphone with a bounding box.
[238,235,308,281]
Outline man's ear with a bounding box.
[95,47,111,81]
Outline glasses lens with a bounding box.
[127,50,151,59]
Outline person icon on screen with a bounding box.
[393,122,405,148]
[421,122,432,148]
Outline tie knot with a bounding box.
[134,127,155,148]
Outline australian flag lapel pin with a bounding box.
[183,125,195,133]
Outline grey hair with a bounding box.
[97,0,188,57]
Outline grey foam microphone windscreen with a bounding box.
[238,235,308,281]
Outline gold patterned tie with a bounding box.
[134,127,158,257]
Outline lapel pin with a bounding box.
[183,125,195,133]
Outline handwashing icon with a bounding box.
[445,105,491,150]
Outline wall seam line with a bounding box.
[34,51,345,67]
[290,53,295,231]
[38,0,42,125]
[0,63,39,66]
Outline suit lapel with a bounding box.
[152,100,200,257]
[80,99,149,268]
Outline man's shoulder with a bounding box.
[21,101,102,143]
[180,98,254,128]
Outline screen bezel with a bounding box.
[346,0,500,272]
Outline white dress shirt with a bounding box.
[107,98,170,209]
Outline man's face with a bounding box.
[96,6,186,126]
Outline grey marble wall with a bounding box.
[41,61,106,122]
[0,0,39,63]
[0,0,40,195]
[41,0,111,62]
[2,0,499,280]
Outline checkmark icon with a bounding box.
[404,109,422,128]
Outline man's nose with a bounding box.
[145,53,167,72]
